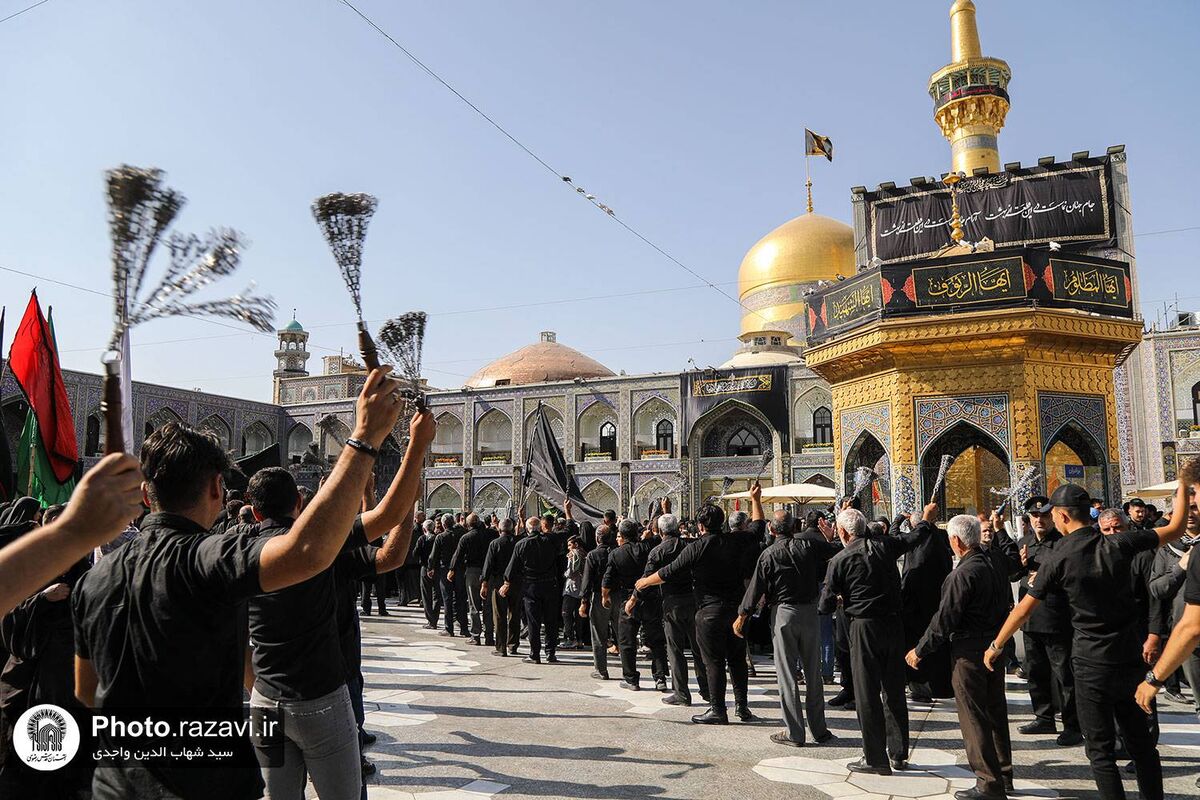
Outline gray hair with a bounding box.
[729,511,749,531]
[769,510,794,536]
[947,514,981,549]
[1098,508,1128,528]
[618,519,641,541]
[657,513,679,535]
[422,519,435,533]
[836,508,867,539]
[525,517,541,534]
[499,518,515,534]
[440,513,454,529]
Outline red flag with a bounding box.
[7,291,77,483]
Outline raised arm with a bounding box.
[1150,482,1192,547]
[373,511,417,573]
[257,370,408,593]
[361,416,437,542]
[0,453,143,616]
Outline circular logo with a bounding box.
[13,704,80,771]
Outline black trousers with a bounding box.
[662,593,708,702]
[695,601,748,712]
[420,569,441,627]
[834,607,854,695]
[491,581,519,651]
[464,567,493,643]
[437,569,468,635]
[360,572,389,613]
[561,595,582,643]
[951,643,1012,796]
[1073,660,1162,800]
[523,579,560,658]
[849,617,909,767]
[616,595,668,685]
[1024,631,1079,731]
[399,566,421,605]
[589,594,620,675]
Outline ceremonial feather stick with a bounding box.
[851,466,878,499]
[378,312,428,411]
[311,192,381,370]
[927,454,955,503]
[989,464,1040,514]
[704,475,736,505]
[103,166,275,454]
[752,449,774,485]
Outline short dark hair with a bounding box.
[42,504,66,525]
[226,500,243,517]
[698,503,725,532]
[1062,505,1091,523]
[597,524,617,548]
[804,510,823,528]
[1180,457,1200,488]
[141,423,231,512]
[246,467,300,520]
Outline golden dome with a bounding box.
[737,211,855,340]
[466,331,615,389]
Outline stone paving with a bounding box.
[318,602,1200,799]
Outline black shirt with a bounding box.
[914,550,1010,658]
[482,533,517,582]
[505,533,559,584]
[645,537,694,599]
[603,541,651,595]
[740,534,840,615]
[580,544,611,601]
[1015,528,1073,635]
[430,526,465,570]
[72,512,266,799]
[1185,538,1200,606]
[657,532,751,607]
[247,517,364,702]
[1028,525,1160,666]
[817,522,932,619]
[413,532,436,567]
[332,518,376,674]
[450,523,497,572]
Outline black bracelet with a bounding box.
[345,437,379,459]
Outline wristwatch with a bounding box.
[988,641,1004,654]
[1144,670,1165,689]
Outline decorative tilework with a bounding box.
[630,458,680,473]
[915,394,1009,457]
[1037,393,1108,458]
[698,456,768,479]
[1113,362,1136,487]
[891,463,919,516]
[839,403,891,465]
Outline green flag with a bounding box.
[16,310,76,507]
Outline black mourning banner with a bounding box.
[680,366,790,453]
[911,257,1026,308]
[806,271,882,342]
[1049,258,1130,310]
[225,443,283,491]
[522,403,604,522]
[866,161,1114,263]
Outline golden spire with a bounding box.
[928,1,1012,175]
[950,0,982,61]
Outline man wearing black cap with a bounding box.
[1012,494,1081,746]
[986,483,1191,800]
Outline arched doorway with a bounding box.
[1044,422,1108,503]
[688,400,779,515]
[921,421,1010,516]
[844,431,888,519]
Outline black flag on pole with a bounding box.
[522,403,604,523]
[0,307,14,501]
[805,128,833,161]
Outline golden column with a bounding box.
[928,1,1012,175]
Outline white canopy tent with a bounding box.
[1125,480,1178,500]
[720,483,838,505]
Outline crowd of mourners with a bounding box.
[0,368,1198,800]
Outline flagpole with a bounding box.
[805,153,814,213]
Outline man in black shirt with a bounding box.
[501,509,563,664]
[737,488,839,747]
[579,525,618,679]
[449,513,497,646]
[243,424,427,800]
[429,513,468,636]
[604,520,668,691]
[1136,468,1200,793]
[413,519,441,629]
[817,503,935,775]
[637,503,755,724]
[72,369,408,800]
[906,515,1012,800]
[1147,496,1200,717]
[647,512,708,706]
[987,483,1191,800]
[1012,495,1081,746]
[480,517,519,656]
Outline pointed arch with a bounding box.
[920,420,1010,515]
[320,418,351,459]
[631,477,679,520]
[241,421,275,456]
[432,412,464,465]
[578,401,618,461]
[197,414,232,452]
[286,422,314,460]
[473,481,511,516]
[580,478,619,514]
[475,408,513,464]
[428,483,463,514]
[688,398,781,461]
[1043,420,1109,502]
[633,397,676,458]
[524,405,566,452]
[144,406,184,438]
[84,411,105,457]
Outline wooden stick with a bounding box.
[102,359,124,455]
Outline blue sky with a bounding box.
[2,0,1197,402]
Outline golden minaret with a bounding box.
[928,1,1012,175]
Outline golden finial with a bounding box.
[805,176,814,214]
[944,172,965,243]
[950,0,983,62]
